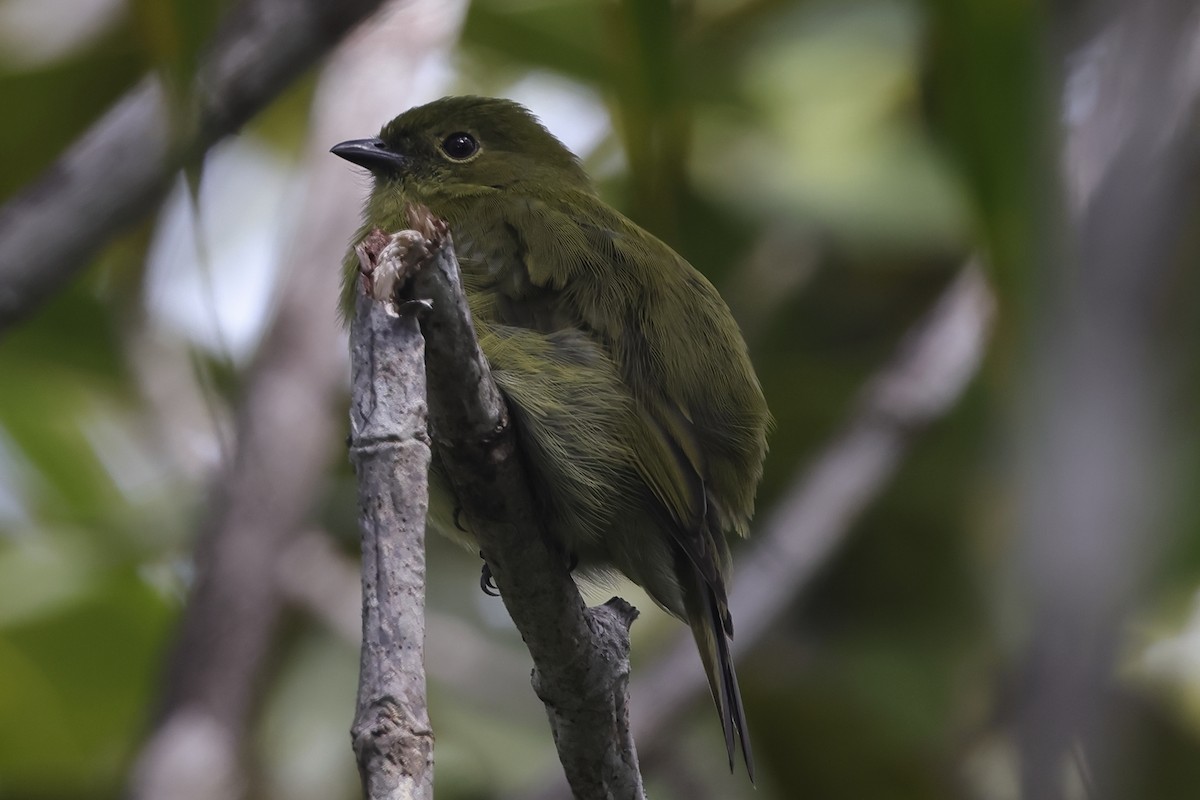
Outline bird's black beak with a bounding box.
[330,137,406,173]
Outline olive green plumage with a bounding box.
[336,96,770,777]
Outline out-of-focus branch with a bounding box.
[127,3,467,797]
[128,204,345,800]
[277,531,364,643]
[348,296,434,799]
[0,0,386,332]
[521,262,995,800]
[1014,3,1200,796]
[632,264,995,763]
[356,217,646,800]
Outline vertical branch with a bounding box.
[128,3,467,796]
[348,297,434,799]
[352,219,646,800]
[129,133,347,800]
[408,223,646,800]
[1015,2,1200,796]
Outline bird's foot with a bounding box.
[354,206,450,315]
[479,552,499,597]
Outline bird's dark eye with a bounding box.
[440,132,479,161]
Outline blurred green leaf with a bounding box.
[0,567,174,798]
[463,0,609,84]
[127,0,225,100]
[0,31,143,200]
[920,0,1045,291]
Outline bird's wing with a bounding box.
[630,391,728,592]
[501,193,732,593]
[499,193,756,777]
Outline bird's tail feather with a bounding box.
[683,568,755,782]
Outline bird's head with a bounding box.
[331,95,591,198]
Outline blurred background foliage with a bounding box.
[1,0,1199,798]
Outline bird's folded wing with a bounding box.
[631,393,729,596]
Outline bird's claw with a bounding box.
[405,204,451,248]
[355,229,391,298]
[395,298,433,318]
[354,205,451,311]
[479,559,500,597]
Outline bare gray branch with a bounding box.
[354,218,646,799]
[349,297,435,800]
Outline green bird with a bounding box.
[333,96,769,777]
